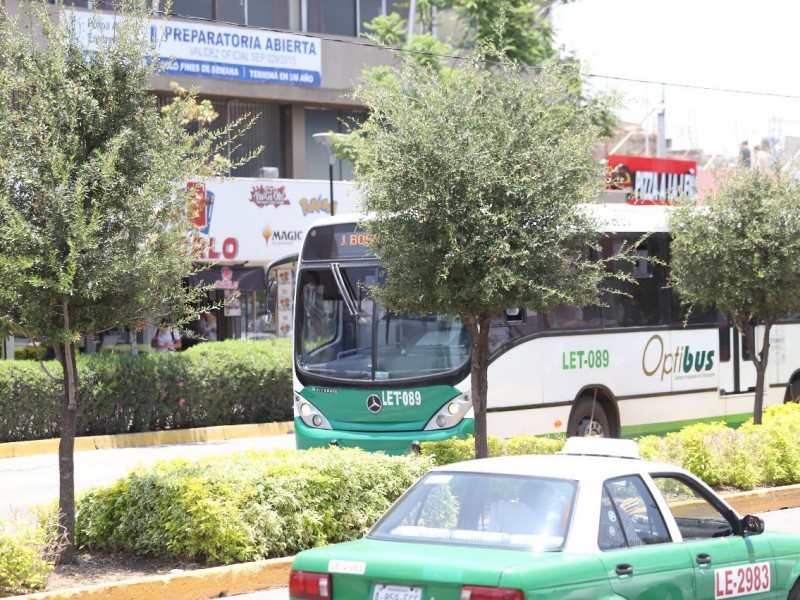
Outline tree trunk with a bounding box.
[469,313,491,459]
[55,304,78,564]
[751,323,772,426]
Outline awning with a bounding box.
[190,266,267,292]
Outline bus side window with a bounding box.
[488,308,545,354]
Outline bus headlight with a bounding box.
[294,394,332,430]
[424,392,473,431]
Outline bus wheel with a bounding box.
[786,378,800,403]
[568,396,611,438]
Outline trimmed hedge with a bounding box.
[0,339,292,443]
[420,434,565,465]
[638,403,800,490]
[424,405,800,491]
[76,448,433,564]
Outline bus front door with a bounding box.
[717,317,759,426]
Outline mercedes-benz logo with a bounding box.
[366,394,382,413]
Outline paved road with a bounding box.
[0,434,296,521]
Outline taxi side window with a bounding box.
[598,476,670,550]
[652,476,734,540]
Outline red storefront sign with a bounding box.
[607,155,697,204]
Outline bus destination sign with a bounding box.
[302,224,375,260]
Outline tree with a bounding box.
[449,0,557,66]
[0,1,253,561]
[334,1,615,162]
[669,168,800,425]
[351,56,608,458]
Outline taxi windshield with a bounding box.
[296,267,470,382]
[369,472,577,551]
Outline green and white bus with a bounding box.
[292,203,800,454]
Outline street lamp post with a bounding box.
[312,132,336,216]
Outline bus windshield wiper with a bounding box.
[330,263,359,316]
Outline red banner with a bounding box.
[608,155,697,204]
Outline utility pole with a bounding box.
[657,85,666,158]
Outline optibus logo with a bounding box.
[642,334,715,381]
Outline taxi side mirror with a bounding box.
[741,514,765,536]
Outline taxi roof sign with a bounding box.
[559,437,641,460]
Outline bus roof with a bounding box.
[583,202,671,234]
[307,204,673,236]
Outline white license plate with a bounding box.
[372,584,423,600]
[715,562,771,598]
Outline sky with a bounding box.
[551,0,800,158]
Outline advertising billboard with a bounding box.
[68,10,322,87]
[607,155,698,204]
[188,178,359,265]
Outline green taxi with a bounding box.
[289,438,800,599]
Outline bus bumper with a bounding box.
[294,418,476,455]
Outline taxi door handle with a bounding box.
[696,553,712,565]
[615,564,634,576]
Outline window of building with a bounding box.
[155,94,284,178]
[358,0,409,35]
[168,0,213,20]
[249,0,296,29]
[305,0,356,36]
[305,108,364,181]
[228,101,283,178]
[153,0,299,29]
[50,0,90,7]
[216,0,246,25]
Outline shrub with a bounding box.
[421,434,564,465]
[76,448,433,564]
[0,339,292,442]
[0,521,54,597]
[638,403,800,490]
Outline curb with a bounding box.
[722,483,800,515]
[0,421,295,459]
[6,557,293,600]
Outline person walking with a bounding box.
[738,140,751,168]
[151,320,182,352]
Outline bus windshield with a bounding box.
[296,266,470,381]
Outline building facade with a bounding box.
[2,0,407,355]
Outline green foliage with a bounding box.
[669,168,800,422]
[421,434,564,465]
[638,403,800,490]
[354,59,606,319]
[0,0,245,344]
[670,169,800,328]
[76,448,433,564]
[72,408,800,567]
[362,12,409,46]
[0,339,292,442]
[450,0,556,66]
[0,521,54,597]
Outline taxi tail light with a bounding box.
[289,570,332,599]
[460,585,524,600]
